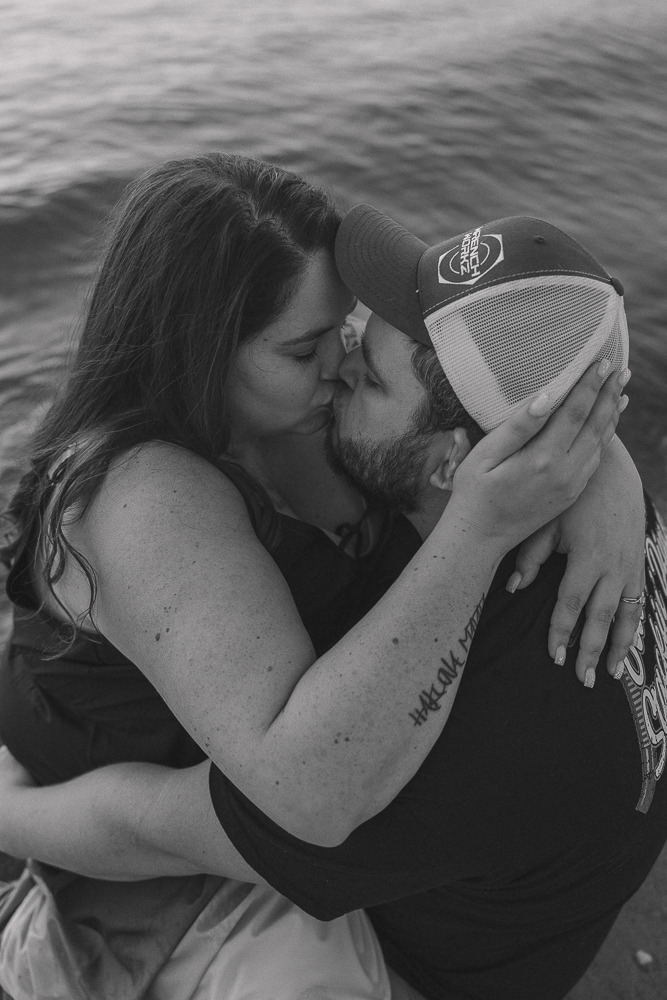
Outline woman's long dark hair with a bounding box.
[2,152,341,638]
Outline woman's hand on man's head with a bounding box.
[448,360,628,555]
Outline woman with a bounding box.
[0,153,639,999]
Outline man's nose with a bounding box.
[337,346,362,389]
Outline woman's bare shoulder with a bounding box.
[44,441,262,625]
[78,441,254,544]
[106,441,247,506]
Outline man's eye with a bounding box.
[294,350,318,364]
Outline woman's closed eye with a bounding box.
[293,348,319,364]
[292,320,348,364]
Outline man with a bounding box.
[207,210,667,999]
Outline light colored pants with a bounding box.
[149,880,393,1000]
[0,863,426,1000]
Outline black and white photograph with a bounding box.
[0,2,666,998]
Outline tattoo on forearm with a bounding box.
[409,596,485,727]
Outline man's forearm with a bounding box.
[2,761,264,884]
[1,763,196,879]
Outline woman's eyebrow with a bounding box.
[282,326,335,347]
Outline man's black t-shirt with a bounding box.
[209,497,667,1000]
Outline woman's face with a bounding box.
[227,251,356,440]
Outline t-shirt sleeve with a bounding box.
[208,763,459,920]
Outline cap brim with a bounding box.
[335,204,431,344]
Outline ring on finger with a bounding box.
[620,593,646,606]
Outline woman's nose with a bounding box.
[319,327,348,381]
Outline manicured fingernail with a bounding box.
[617,395,629,413]
[584,668,596,688]
[614,661,625,680]
[554,645,566,666]
[528,392,551,416]
[506,571,522,594]
[618,367,631,387]
[597,358,611,377]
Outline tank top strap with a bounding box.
[215,457,282,551]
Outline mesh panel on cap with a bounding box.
[425,275,629,431]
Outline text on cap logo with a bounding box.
[438,229,504,285]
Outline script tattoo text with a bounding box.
[409,596,485,727]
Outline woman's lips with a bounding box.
[310,405,334,431]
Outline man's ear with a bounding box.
[429,428,472,492]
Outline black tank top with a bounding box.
[0,482,420,785]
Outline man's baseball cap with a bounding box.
[335,206,628,431]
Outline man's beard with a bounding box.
[325,425,429,514]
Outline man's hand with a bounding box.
[0,745,36,858]
[0,745,35,792]
[508,438,645,686]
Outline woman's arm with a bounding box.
[510,436,645,684]
[46,364,622,847]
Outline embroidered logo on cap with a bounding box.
[438,228,504,285]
